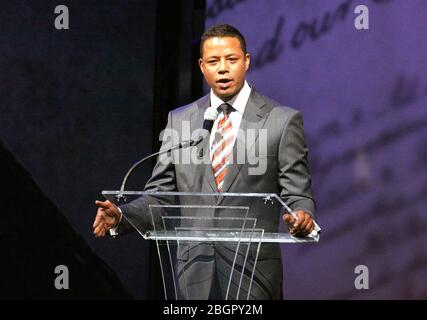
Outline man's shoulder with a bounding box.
[252,89,300,118]
[169,94,209,119]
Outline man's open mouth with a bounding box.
[217,79,233,88]
[217,78,233,84]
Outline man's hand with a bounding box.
[283,210,315,237]
[93,200,121,237]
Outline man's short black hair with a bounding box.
[200,24,247,57]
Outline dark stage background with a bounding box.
[1,0,426,299]
[0,0,205,299]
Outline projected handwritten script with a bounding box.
[207,0,427,299]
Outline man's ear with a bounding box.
[245,53,251,71]
[198,58,205,75]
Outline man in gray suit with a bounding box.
[93,24,317,300]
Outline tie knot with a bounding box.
[218,103,232,115]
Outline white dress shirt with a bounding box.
[209,80,252,158]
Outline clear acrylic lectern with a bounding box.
[103,191,319,300]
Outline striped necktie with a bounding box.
[211,103,233,192]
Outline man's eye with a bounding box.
[208,60,217,64]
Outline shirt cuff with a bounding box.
[109,207,123,237]
[290,209,321,240]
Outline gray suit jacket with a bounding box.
[119,88,315,299]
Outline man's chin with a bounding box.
[215,88,237,101]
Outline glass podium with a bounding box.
[103,191,319,300]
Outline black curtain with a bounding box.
[0,0,205,299]
[148,0,206,299]
[152,0,206,151]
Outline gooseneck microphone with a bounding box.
[202,106,219,133]
[117,106,219,202]
[118,139,195,197]
[193,106,219,146]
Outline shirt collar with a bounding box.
[210,81,251,115]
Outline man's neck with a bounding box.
[212,82,246,102]
[210,81,251,115]
[221,90,240,102]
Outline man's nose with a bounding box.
[218,59,229,74]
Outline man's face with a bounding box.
[199,37,250,101]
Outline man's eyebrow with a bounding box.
[206,54,239,59]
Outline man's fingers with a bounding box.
[295,220,314,237]
[93,223,105,237]
[94,223,104,233]
[295,210,307,221]
[105,209,116,218]
[292,211,306,229]
[93,227,101,237]
[104,217,116,229]
[299,215,310,232]
[93,200,118,238]
[94,215,115,235]
[305,220,314,234]
[283,213,295,226]
[286,211,316,237]
[95,200,111,210]
[96,200,119,218]
[93,209,105,228]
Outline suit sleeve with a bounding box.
[144,111,177,192]
[278,111,316,218]
[116,111,178,235]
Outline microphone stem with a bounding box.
[119,140,194,194]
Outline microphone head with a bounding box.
[204,106,219,121]
[202,106,219,133]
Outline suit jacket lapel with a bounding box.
[192,95,218,193]
[219,89,269,199]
